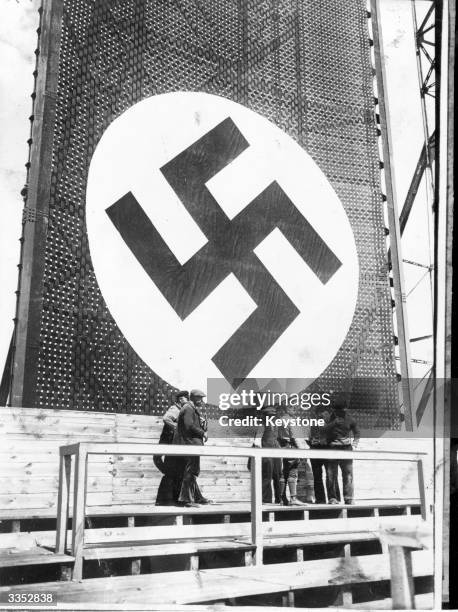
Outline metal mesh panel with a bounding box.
[33,0,398,427]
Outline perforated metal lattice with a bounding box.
[33,0,398,427]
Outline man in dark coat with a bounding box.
[308,405,338,504]
[253,405,283,504]
[325,403,360,505]
[154,390,189,505]
[174,389,211,507]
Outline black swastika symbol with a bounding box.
[106,117,342,386]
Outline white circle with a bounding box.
[86,92,358,392]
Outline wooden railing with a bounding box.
[55,442,428,581]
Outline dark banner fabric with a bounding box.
[18,0,397,426]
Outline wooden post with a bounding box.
[188,554,199,571]
[56,453,71,554]
[282,591,295,607]
[127,516,141,575]
[341,543,353,606]
[250,454,263,566]
[71,445,87,581]
[244,550,253,566]
[59,565,72,581]
[388,545,415,609]
[417,459,427,520]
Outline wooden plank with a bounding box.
[250,455,263,565]
[348,593,433,609]
[388,545,415,609]
[83,539,254,561]
[46,515,426,547]
[0,551,433,604]
[83,531,379,561]
[56,454,71,554]
[1,517,418,551]
[0,550,74,568]
[0,476,112,494]
[417,458,427,519]
[71,446,87,581]
[0,499,421,522]
[81,442,426,461]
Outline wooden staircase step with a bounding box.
[0,552,433,605]
[82,531,379,561]
[0,499,421,521]
[83,538,254,560]
[83,532,377,559]
[0,547,74,568]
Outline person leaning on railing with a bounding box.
[325,402,360,505]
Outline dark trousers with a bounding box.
[262,457,282,503]
[326,446,354,502]
[282,458,300,482]
[155,456,180,505]
[177,456,205,504]
[311,458,328,504]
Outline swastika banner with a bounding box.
[15,0,399,427]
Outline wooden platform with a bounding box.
[0,548,74,569]
[0,407,430,512]
[0,553,433,606]
[0,498,421,528]
[0,408,434,607]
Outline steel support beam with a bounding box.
[10,0,64,407]
[370,0,415,431]
[400,131,436,234]
[434,0,454,604]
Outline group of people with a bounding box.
[154,389,212,507]
[154,390,360,507]
[257,403,360,506]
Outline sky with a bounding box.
[0,0,434,388]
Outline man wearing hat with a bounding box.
[154,390,189,505]
[173,389,212,507]
[325,402,360,505]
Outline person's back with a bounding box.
[174,389,211,507]
[326,410,360,447]
[154,390,189,506]
[174,400,205,446]
[325,404,359,505]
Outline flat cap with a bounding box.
[175,390,189,399]
[190,388,206,398]
[260,405,277,415]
